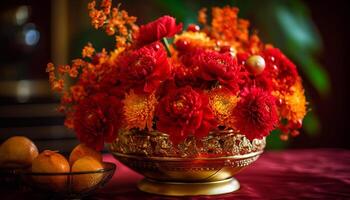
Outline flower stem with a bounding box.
[162,37,171,57]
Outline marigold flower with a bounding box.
[123,90,157,131]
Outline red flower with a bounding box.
[156,86,217,144]
[190,50,242,92]
[78,62,119,93]
[240,69,274,92]
[236,52,250,65]
[261,48,299,89]
[137,15,183,46]
[173,60,206,88]
[233,87,278,140]
[118,42,171,93]
[73,93,123,150]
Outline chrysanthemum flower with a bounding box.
[208,87,239,128]
[233,87,278,140]
[261,47,299,92]
[156,86,217,144]
[73,93,123,150]
[190,50,242,92]
[47,2,308,148]
[123,90,157,131]
[174,31,216,52]
[118,42,171,93]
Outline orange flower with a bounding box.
[213,7,249,47]
[208,87,239,128]
[115,36,126,48]
[273,80,307,123]
[247,34,264,54]
[198,8,207,25]
[46,63,65,92]
[100,0,112,15]
[88,0,138,48]
[174,31,216,51]
[89,8,106,29]
[82,43,95,58]
[123,90,157,130]
[70,85,87,102]
[199,6,253,51]
[46,3,308,145]
[46,63,55,72]
[52,79,64,92]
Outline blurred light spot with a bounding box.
[23,23,40,46]
[17,80,31,103]
[24,29,40,45]
[15,6,29,25]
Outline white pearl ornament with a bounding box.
[246,55,266,75]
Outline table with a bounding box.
[92,149,350,200]
[2,149,350,199]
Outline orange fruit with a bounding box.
[31,150,70,192]
[69,144,102,166]
[0,136,38,168]
[71,156,104,192]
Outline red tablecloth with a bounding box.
[2,149,350,199]
[93,149,350,200]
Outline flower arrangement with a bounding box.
[47,0,307,151]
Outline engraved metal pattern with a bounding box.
[110,130,265,158]
[109,130,265,183]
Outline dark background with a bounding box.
[0,0,349,153]
[292,0,349,149]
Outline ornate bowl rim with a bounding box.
[111,151,263,161]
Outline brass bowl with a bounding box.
[110,130,265,196]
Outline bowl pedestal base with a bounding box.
[137,177,240,196]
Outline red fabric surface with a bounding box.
[92,149,350,200]
[2,149,350,199]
